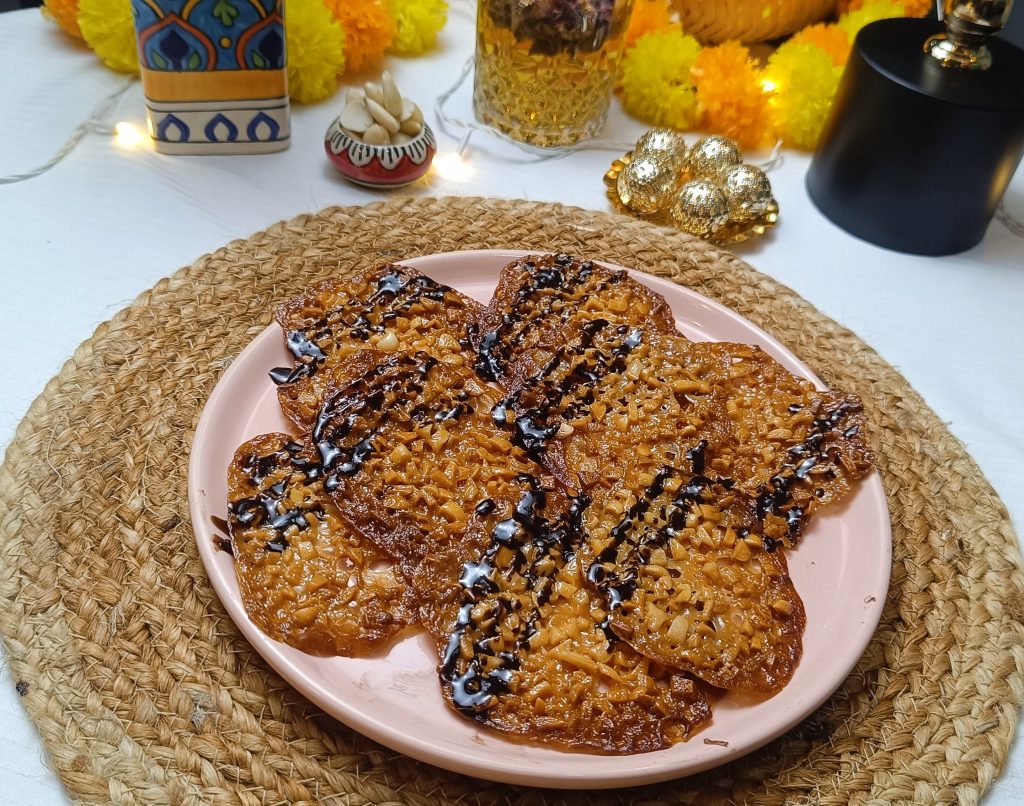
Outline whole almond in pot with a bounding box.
[400,119,422,137]
[365,81,386,106]
[362,123,391,145]
[366,98,400,135]
[339,102,373,133]
[382,72,403,118]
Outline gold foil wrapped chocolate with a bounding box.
[671,181,731,238]
[606,130,779,245]
[688,135,742,179]
[616,154,681,215]
[634,128,690,172]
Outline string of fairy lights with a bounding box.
[0,27,1019,241]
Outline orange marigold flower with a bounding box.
[624,0,675,48]
[790,23,851,66]
[899,0,933,15]
[323,0,396,73]
[691,41,774,150]
[42,0,83,40]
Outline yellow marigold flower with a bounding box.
[691,41,774,149]
[43,0,83,40]
[838,0,906,41]
[324,0,397,73]
[624,0,675,48]
[78,0,138,73]
[764,41,842,150]
[790,23,851,66]
[288,0,346,103]
[387,0,447,56]
[619,30,701,130]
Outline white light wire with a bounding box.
[0,77,137,185]
[995,200,1024,237]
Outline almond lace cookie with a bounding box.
[310,350,713,751]
[493,320,873,548]
[473,253,678,384]
[309,350,546,575]
[416,504,714,752]
[227,433,415,655]
[494,320,725,492]
[693,341,873,547]
[579,467,805,694]
[272,264,482,431]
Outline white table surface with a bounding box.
[1,5,1022,803]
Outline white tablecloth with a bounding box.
[1,5,1022,803]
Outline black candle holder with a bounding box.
[806,15,1024,255]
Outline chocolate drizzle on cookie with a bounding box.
[585,466,715,611]
[492,319,644,455]
[440,478,590,716]
[752,398,862,541]
[309,353,443,491]
[476,254,634,381]
[270,268,450,386]
[228,442,328,554]
[308,352,487,501]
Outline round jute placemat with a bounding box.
[1,197,1022,806]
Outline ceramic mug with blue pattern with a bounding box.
[131,0,290,153]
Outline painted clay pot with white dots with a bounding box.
[325,72,436,188]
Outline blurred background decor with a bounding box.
[807,1,1024,254]
[671,0,836,43]
[37,0,449,103]
[129,0,291,153]
[618,0,935,150]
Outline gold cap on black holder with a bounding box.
[925,0,1015,69]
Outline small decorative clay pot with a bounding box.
[324,119,437,188]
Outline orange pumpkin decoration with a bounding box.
[671,0,836,43]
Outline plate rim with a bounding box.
[188,248,891,788]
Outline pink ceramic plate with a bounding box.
[189,249,891,789]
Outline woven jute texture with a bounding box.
[1,197,1022,806]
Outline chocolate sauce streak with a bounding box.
[584,445,744,612]
[210,516,233,555]
[440,480,591,717]
[306,353,481,493]
[585,467,708,611]
[228,444,327,555]
[269,268,450,386]
[235,352,475,558]
[491,319,643,457]
[752,399,862,540]
[312,354,424,489]
[475,255,627,381]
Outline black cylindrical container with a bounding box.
[806,18,1024,256]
